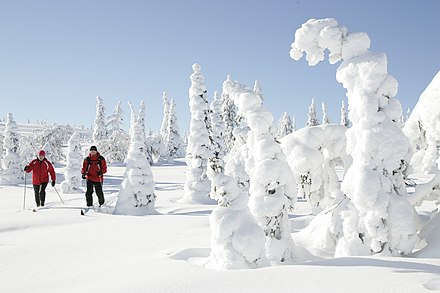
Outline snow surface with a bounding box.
[1,161,440,292]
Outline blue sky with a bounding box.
[0,0,439,132]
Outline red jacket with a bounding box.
[81,152,107,182]
[25,158,56,185]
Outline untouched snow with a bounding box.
[1,161,440,292]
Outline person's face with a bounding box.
[38,155,44,161]
[90,150,97,155]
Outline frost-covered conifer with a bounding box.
[93,96,108,144]
[223,78,297,264]
[208,91,226,198]
[291,18,419,256]
[292,116,296,131]
[138,100,154,165]
[1,113,22,184]
[253,80,263,100]
[107,101,124,136]
[101,102,129,163]
[61,132,83,193]
[340,100,350,127]
[322,102,330,125]
[18,136,38,167]
[164,98,184,161]
[34,125,68,163]
[180,63,213,204]
[277,112,294,138]
[306,98,319,127]
[114,117,156,215]
[207,90,267,270]
[403,72,440,173]
[207,156,268,270]
[221,76,239,152]
[160,91,170,141]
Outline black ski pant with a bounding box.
[33,182,48,207]
[85,180,105,206]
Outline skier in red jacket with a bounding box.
[81,146,107,207]
[24,150,56,207]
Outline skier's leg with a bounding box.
[85,180,94,206]
[40,182,48,206]
[33,184,40,207]
[95,181,105,206]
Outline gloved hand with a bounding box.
[82,174,86,180]
[51,181,55,187]
[24,166,29,171]
[97,170,102,176]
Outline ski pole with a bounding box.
[52,185,65,205]
[23,172,27,210]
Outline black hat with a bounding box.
[90,146,98,151]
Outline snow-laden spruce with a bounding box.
[225,127,251,194]
[160,91,170,141]
[137,100,154,165]
[61,131,83,193]
[207,89,268,270]
[281,125,350,215]
[101,101,129,163]
[180,63,213,204]
[403,71,440,173]
[223,77,297,264]
[306,98,319,127]
[34,125,69,163]
[221,77,239,152]
[290,18,419,256]
[114,114,156,216]
[1,113,22,184]
[93,96,108,145]
[208,91,227,198]
[340,100,350,127]
[322,102,330,125]
[277,112,294,138]
[164,98,185,161]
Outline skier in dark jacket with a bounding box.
[81,146,107,207]
[24,150,56,207]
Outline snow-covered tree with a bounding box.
[180,63,213,204]
[17,136,38,167]
[292,116,296,131]
[403,71,440,173]
[138,100,154,165]
[253,80,263,100]
[290,18,419,256]
[114,117,156,215]
[164,98,184,161]
[225,127,251,194]
[34,125,68,163]
[107,101,123,135]
[340,100,350,127]
[405,107,411,122]
[322,102,330,124]
[277,112,294,138]
[160,91,170,141]
[207,152,268,270]
[207,86,268,270]
[1,113,22,184]
[223,77,297,264]
[61,132,83,193]
[281,125,351,214]
[306,98,320,127]
[221,76,239,152]
[208,91,226,199]
[93,96,108,144]
[101,101,129,163]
